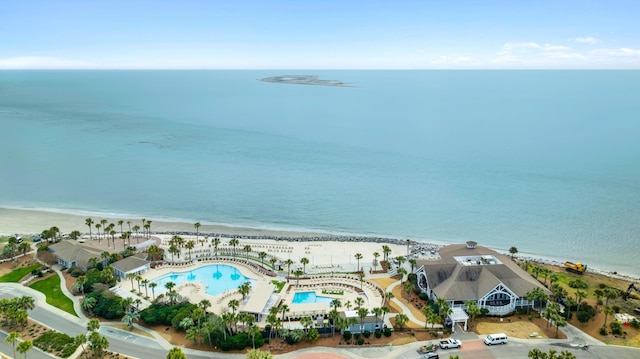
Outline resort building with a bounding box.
[48,240,107,271]
[111,253,151,280]
[415,242,551,320]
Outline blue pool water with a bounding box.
[292,292,334,305]
[151,264,254,296]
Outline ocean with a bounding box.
[1,70,639,276]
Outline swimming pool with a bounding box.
[292,292,334,305]
[151,264,255,297]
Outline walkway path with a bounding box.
[386,280,440,329]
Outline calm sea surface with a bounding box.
[1,70,639,276]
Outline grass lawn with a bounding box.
[29,275,77,317]
[0,263,41,282]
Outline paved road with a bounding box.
[0,330,55,359]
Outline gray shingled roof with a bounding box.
[48,241,104,269]
[111,256,149,273]
[417,244,550,300]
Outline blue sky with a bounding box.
[1,0,639,69]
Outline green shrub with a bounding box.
[342,330,352,341]
[418,292,429,300]
[610,321,622,335]
[374,330,382,338]
[384,327,392,337]
[599,327,608,335]
[357,337,365,345]
[363,330,371,338]
[630,319,640,329]
[33,331,79,358]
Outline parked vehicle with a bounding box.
[484,333,508,345]
[421,352,439,359]
[439,338,461,349]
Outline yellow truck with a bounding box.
[564,261,587,274]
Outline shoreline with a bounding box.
[1,206,638,280]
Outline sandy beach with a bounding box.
[2,206,639,280]
[0,207,332,238]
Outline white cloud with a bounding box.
[592,48,640,57]
[0,56,94,69]
[494,42,577,65]
[574,36,600,44]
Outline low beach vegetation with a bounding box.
[29,275,77,316]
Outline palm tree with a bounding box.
[269,257,277,270]
[594,289,604,311]
[74,275,87,295]
[357,307,369,333]
[229,237,239,258]
[85,218,94,240]
[186,240,195,260]
[575,290,587,311]
[100,219,107,237]
[603,305,615,328]
[243,244,252,262]
[145,220,152,238]
[229,299,240,313]
[385,291,395,306]
[300,257,309,274]
[194,222,201,241]
[141,279,149,297]
[465,301,481,325]
[95,223,102,243]
[422,305,434,329]
[213,237,221,257]
[82,296,97,314]
[258,251,267,268]
[509,246,518,260]
[17,339,33,359]
[127,220,132,233]
[354,253,363,273]
[75,334,88,358]
[132,225,141,243]
[279,304,289,321]
[409,258,417,273]
[382,245,391,262]
[284,259,294,277]
[355,296,365,309]
[122,310,140,330]
[118,220,124,234]
[238,282,252,301]
[373,252,380,271]
[372,307,383,329]
[394,313,409,330]
[5,331,20,359]
[330,298,342,312]
[294,269,303,286]
[168,244,180,262]
[344,300,352,311]
[149,282,158,300]
[165,281,176,305]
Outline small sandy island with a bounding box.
[259,75,353,87]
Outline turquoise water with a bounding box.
[1,71,639,276]
[151,265,254,296]
[292,292,334,305]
